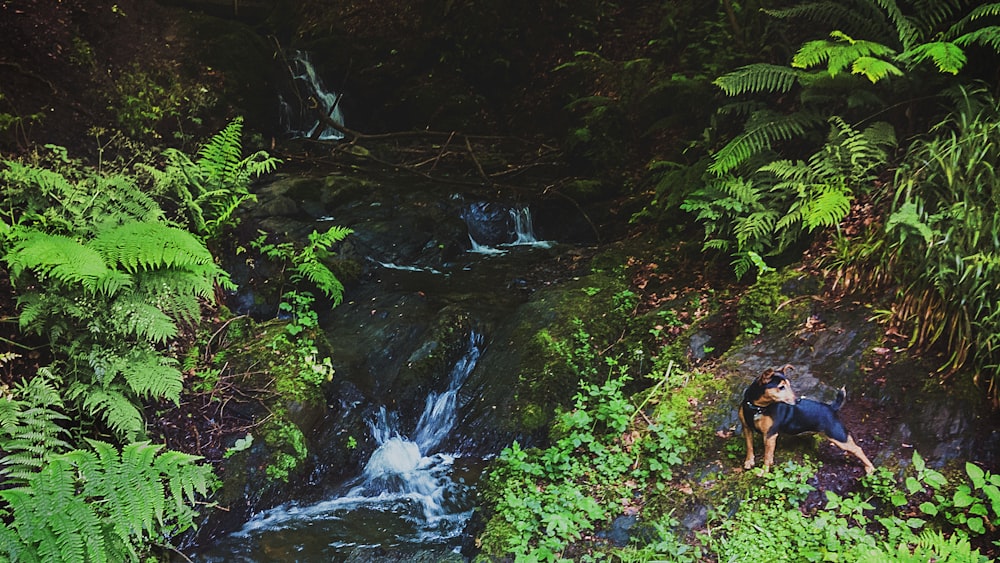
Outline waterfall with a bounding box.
[208,332,484,559]
[462,201,552,253]
[279,50,345,141]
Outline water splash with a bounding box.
[279,50,345,141]
[206,332,484,560]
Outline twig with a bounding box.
[465,135,491,185]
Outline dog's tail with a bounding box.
[831,387,847,411]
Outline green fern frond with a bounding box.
[6,231,110,288]
[294,260,345,304]
[713,64,805,96]
[734,210,779,249]
[197,117,245,187]
[90,221,214,274]
[793,32,899,79]
[873,0,923,50]
[2,440,214,562]
[804,187,853,230]
[135,270,208,322]
[120,348,183,402]
[709,111,826,176]
[108,294,179,344]
[71,383,144,441]
[765,2,892,42]
[899,41,967,74]
[948,3,1000,39]
[954,26,1000,52]
[850,54,903,82]
[308,225,353,250]
[0,370,70,483]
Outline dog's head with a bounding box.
[754,364,797,406]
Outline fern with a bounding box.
[793,31,900,78]
[899,41,967,74]
[70,383,145,441]
[87,346,183,402]
[90,221,215,274]
[713,64,805,96]
[0,369,70,483]
[709,110,826,175]
[147,116,280,240]
[5,230,111,289]
[0,440,215,562]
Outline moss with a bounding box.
[260,418,309,482]
[736,268,818,342]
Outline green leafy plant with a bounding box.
[143,116,280,241]
[477,325,691,561]
[0,440,215,562]
[0,369,70,482]
[830,86,1000,406]
[683,0,1000,278]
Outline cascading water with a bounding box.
[462,201,551,253]
[198,332,484,561]
[279,50,346,141]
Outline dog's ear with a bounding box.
[758,368,775,385]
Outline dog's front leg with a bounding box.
[738,408,756,469]
[762,433,778,471]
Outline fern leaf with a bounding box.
[793,32,898,78]
[71,383,144,441]
[804,187,853,230]
[709,111,826,175]
[873,0,923,50]
[734,210,779,249]
[954,26,1000,52]
[851,56,905,82]
[121,347,183,402]
[899,41,967,74]
[6,231,110,288]
[294,260,345,304]
[713,64,804,96]
[90,221,214,274]
[765,2,893,42]
[197,117,245,188]
[108,294,179,344]
[308,225,354,250]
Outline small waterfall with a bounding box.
[279,50,345,141]
[510,206,543,246]
[462,201,552,253]
[209,332,484,559]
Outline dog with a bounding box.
[738,365,874,474]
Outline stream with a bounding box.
[189,50,595,561]
[193,163,585,561]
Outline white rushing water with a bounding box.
[465,203,552,254]
[279,50,346,141]
[202,332,484,561]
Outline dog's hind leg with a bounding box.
[738,407,756,469]
[828,435,875,474]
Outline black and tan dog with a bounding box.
[739,365,874,474]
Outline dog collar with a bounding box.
[745,401,767,416]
